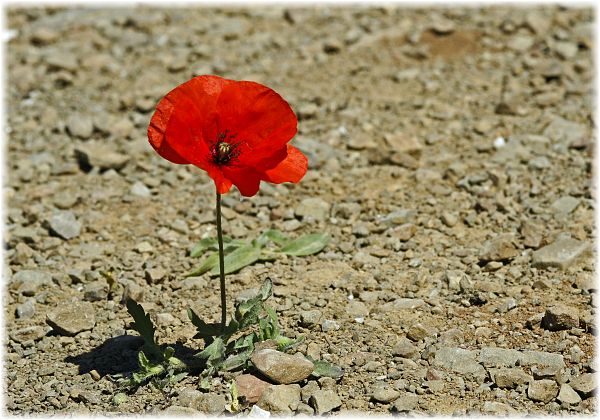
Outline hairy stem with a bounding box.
[216,191,227,333]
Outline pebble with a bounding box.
[527,379,559,403]
[392,337,418,359]
[74,142,129,171]
[10,270,52,296]
[177,388,225,414]
[492,368,532,389]
[430,17,455,35]
[508,35,534,51]
[478,347,521,367]
[299,310,323,328]
[372,385,401,403]
[381,209,416,226]
[557,383,582,405]
[346,300,369,318]
[236,374,272,404]
[309,389,342,415]
[145,267,167,284]
[407,323,434,342]
[10,326,48,343]
[31,27,59,45]
[482,401,517,415]
[569,373,595,397]
[434,347,487,382]
[46,210,81,240]
[257,384,301,415]
[554,41,578,59]
[131,181,151,198]
[295,198,331,221]
[162,405,200,415]
[321,319,340,332]
[532,238,591,269]
[83,281,108,302]
[46,301,96,336]
[551,196,580,214]
[384,132,423,157]
[542,305,580,331]
[479,233,518,262]
[543,117,587,145]
[66,114,93,139]
[251,349,314,384]
[16,299,36,319]
[391,392,419,412]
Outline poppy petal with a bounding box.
[216,81,297,164]
[206,166,233,194]
[148,95,189,164]
[222,166,262,197]
[262,145,308,184]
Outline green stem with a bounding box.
[216,191,227,333]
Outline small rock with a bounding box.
[554,41,578,60]
[389,223,416,241]
[135,241,154,253]
[10,270,52,296]
[521,220,544,248]
[542,305,580,331]
[441,212,458,227]
[257,384,301,415]
[551,196,580,214]
[46,301,96,336]
[145,267,167,284]
[321,320,340,332]
[236,374,272,404]
[309,389,342,415]
[83,281,109,302]
[177,388,225,414]
[479,233,518,262]
[46,210,81,240]
[248,404,271,418]
[520,351,565,371]
[299,310,323,328]
[569,373,595,398]
[10,326,48,343]
[162,405,201,415]
[391,392,419,412]
[478,347,521,367]
[295,198,330,221]
[482,401,517,415]
[131,181,151,198]
[532,238,591,269]
[251,349,314,384]
[557,383,582,405]
[381,209,416,226]
[346,300,369,318]
[392,337,418,358]
[493,368,532,389]
[372,385,401,403]
[384,132,423,157]
[543,117,587,146]
[66,114,93,139]
[430,17,455,35]
[434,347,487,382]
[155,313,176,327]
[16,299,36,319]
[527,379,559,403]
[74,142,129,171]
[407,323,434,342]
[31,27,59,45]
[508,35,534,51]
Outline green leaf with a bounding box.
[190,237,218,257]
[210,245,261,276]
[126,299,161,358]
[185,252,220,277]
[235,297,262,330]
[258,278,273,301]
[257,229,288,247]
[311,359,344,379]
[169,371,188,384]
[276,335,304,352]
[279,233,330,256]
[187,308,222,339]
[222,347,253,371]
[196,336,225,362]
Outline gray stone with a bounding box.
[554,41,578,60]
[492,368,532,389]
[508,35,534,51]
[251,349,314,384]
[407,323,434,342]
[479,233,518,262]
[83,281,109,302]
[46,301,96,336]
[145,267,167,284]
[392,337,418,358]
[16,299,36,319]
[346,300,369,318]
[434,347,487,382]
[66,114,93,139]
[482,401,517,415]
[176,390,225,415]
[372,385,401,403]
[478,347,521,367]
[10,270,52,296]
[309,389,342,415]
[527,379,559,403]
[430,17,455,35]
[257,384,301,415]
[295,198,331,221]
[381,209,416,226]
[299,310,323,328]
[532,238,591,269]
[75,142,129,171]
[391,393,419,412]
[551,196,580,214]
[46,210,81,240]
[543,117,587,145]
[321,319,340,332]
[381,298,425,311]
[542,305,580,331]
[569,373,595,397]
[10,326,48,343]
[161,405,200,415]
[131,181,151,197]
[557,383,582,405]
[519,351,565,370]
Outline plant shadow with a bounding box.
[64,334,199,377]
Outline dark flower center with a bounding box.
[210,131,241,166]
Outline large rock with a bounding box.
[46,210,81,240]
[433,347,487,382]
[251,349,314,384]
[519,351,565,371]
[46,301,96,336]
[478,347,521,367]
[257,384,301,415]
[492,368,532,389]
[527,379,559,403]
[557,383,582,405]
[569,373,595,398]
[391,393,419,412]
[235,374,272,404]
[532,237,591,269]
[542,305,580,331]
[10,270,52,296]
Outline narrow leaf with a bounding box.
[209,245,261,276]
[190,237,218,257]
[279,233,330,256]
[196,336,225,362]
[311,359,344,379]
[257,229,288,247]
[185,252,220,277]
[258,278,273,301]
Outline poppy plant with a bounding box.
[148,75,307,331]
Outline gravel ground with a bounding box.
[3,4,596,416]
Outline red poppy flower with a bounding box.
[148,75,308,197]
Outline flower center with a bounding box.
[210,131,241,166]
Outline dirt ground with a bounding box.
[3,4,596,416]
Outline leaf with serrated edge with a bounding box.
[126,300,161,358]
[280,233,330,256]
[210,245,261,276]
[258,278,273,301]
[196,336,225,361]
[187,308,221,339]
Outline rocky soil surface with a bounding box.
[3,4,596,416]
